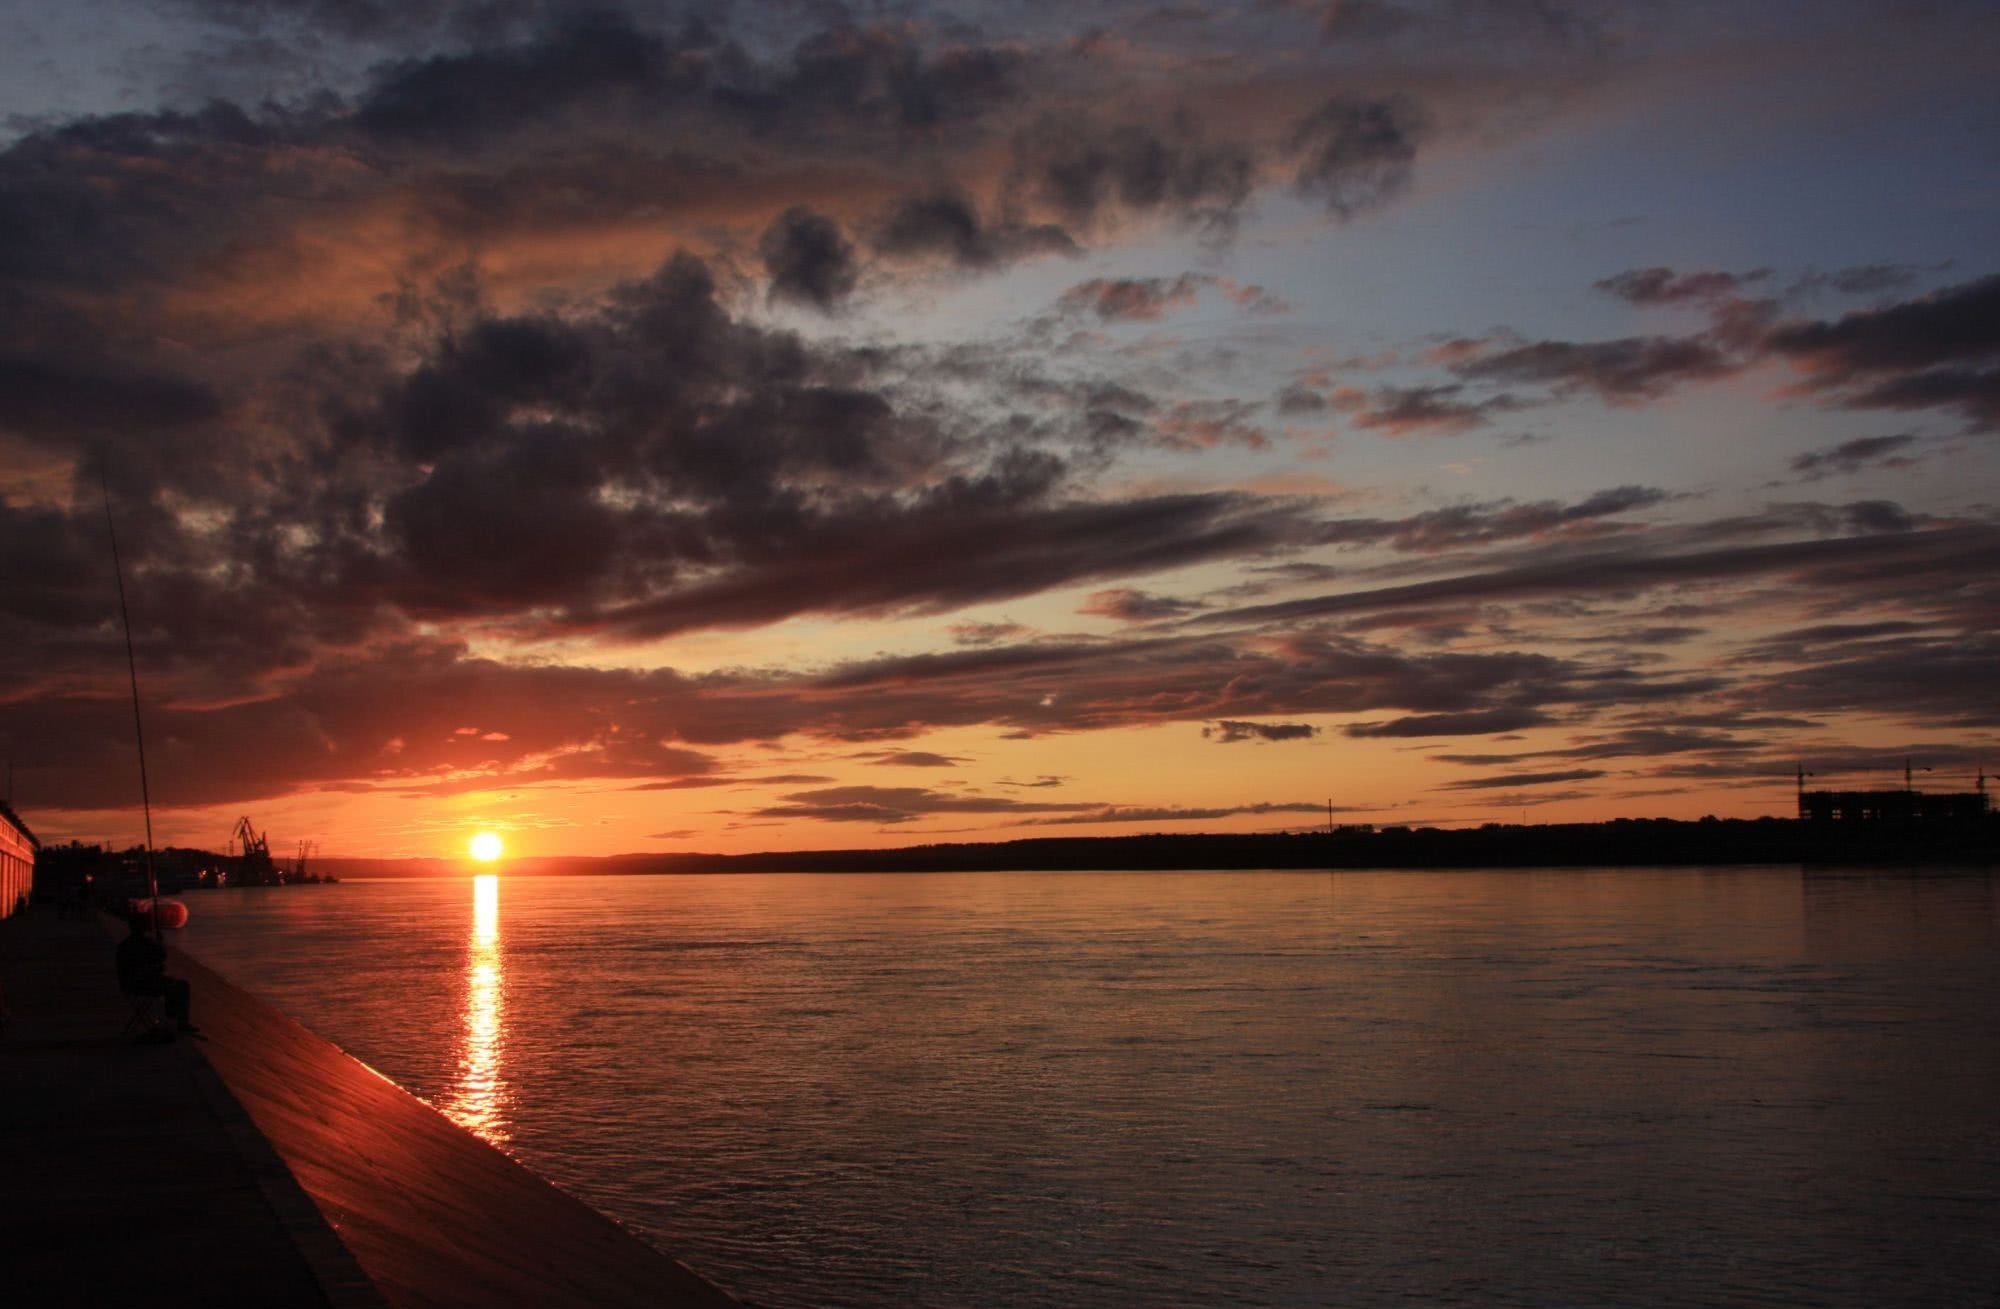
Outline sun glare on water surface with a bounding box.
[469,831,504,863]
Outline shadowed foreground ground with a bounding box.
[0,908,739,1308]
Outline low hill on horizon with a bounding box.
[305,816,1996,876]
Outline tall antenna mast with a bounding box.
[100,472,161,941]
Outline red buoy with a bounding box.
[131,897,190,929]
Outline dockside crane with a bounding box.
[231,815,279,885]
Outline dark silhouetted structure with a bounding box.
[0,800,35,918]
[231,814,283,885]
[1798,789,1991,826]
[1798,760,1990,829]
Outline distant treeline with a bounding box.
[311,816,2000,878]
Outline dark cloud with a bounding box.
[350,13,1026,148]
[872,190,1078,269]
[759,206,859,310]
[166,0,553,42]
[748,783,1328,827]
[1345,708,1553,737]
[0,354,223,444]
[1204,720,1320,743]
[1382,272,1997,433]
[1741,620,1928,653]
[1758,273,2000,432]
[1788,434,1922,479]
[1289,94,1429,217]
[0,237,1340,705]
[1276,384,1329,414]
[578,489,1321,639]
[352,11,695,145]
[808,625,1672,746]
[1080,588,1204,622]
[0,101,286,300]
[1201,524,2000,630]
[865,751,966,768]
[0,15,1074,355]
[12,505,1993,814]
[1314,485,1668,553]
[1318,0,1427,39]
[1739,632,2000,729]
[3,639,730,811]
[1442,728,1760,766]
[1765,273,2000,375]
[1008,112,1258,235]
[384,428,622,610]
[1791,262,1941,299]
[1317,0,1620,51]
[949,620,1029,646]
[1594,267,1767,305]
[5,7,1996,835]
[750,784,1093,824]
[1070,380,1160,447]
[1018,801,1329,826]
[1439,768,1606,790]
[1334,383,1529,435]
[774,26,1026,133]
[1727,619,1949,685]
[1452,334,1737,401]
[1837,368,2000,433]
[1842,499,1918,534]
[1557,625,1704,646]
[347,249,972,621]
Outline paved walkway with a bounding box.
[0,909,354,1307]
[1,906,740,1308]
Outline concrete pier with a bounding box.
[0,909,739,1307]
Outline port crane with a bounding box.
[230,815,280,885]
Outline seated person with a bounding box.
[116,912,197,1034]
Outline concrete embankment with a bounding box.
[0,910,739,1307]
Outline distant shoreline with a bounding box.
[303,817,1998,878]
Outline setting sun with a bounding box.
[469,831,504,863]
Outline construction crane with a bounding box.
[231,815,279,885]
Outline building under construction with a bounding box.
[1798,765,1991,827]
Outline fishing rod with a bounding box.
[100,471,161,943]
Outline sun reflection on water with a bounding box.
[443,872,510,1143]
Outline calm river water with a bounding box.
[178,868,1999,1308]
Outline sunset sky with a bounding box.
[3,0,1997,857]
